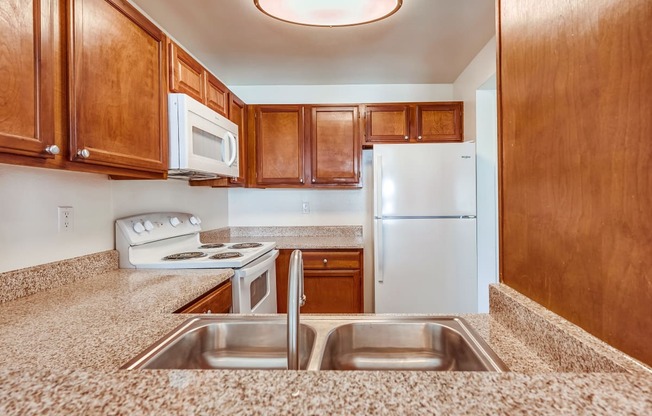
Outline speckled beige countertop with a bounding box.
[201,226,364,249]
[0,252,650,414]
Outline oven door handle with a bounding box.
[236,249,279,282]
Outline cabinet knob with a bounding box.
[404,135,409,140]
[77,148,91,159]
[312,178,316,183]
[417,136,422,141]
[45,145,60,155]
[300,178,304,183]
[323,258,328,265]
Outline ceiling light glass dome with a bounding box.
[254,0,403,27]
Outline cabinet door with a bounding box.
[69,0,168,172]
[310,106,361,185]
[228,94,247,186]
[205,72,229,117]
[364,105,411,144]
[302,270,362,313]
[169,41,204,103]
[415,103,463,142]
[255,106,306,186]
[177,281,232,314]
[0,0,55,158]
[276,249,363,313]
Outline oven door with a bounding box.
[231,249,279,313]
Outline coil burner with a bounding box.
[210,252,244,260]
[199,243,225,249]
[163,252,207,261]
[230,243,264,249]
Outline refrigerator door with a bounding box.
[373,143,476,217]
[374,217,477,314]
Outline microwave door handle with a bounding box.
[225,132,237,167]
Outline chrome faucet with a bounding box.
[287,250,306,370]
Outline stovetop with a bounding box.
[115,212,276,269]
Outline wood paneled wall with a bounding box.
[498,0,652,365]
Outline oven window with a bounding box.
[250,271,269,309]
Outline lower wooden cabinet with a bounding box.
[276,249,363,313]
[176,280,232,314]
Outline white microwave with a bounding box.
[168,93,239,179]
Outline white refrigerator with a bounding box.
[373,143,477,313]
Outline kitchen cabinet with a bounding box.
[169,40,229,118]
[248,105,361,188]
[176,280,232,314]
[276,249,363,313]
[362,102,463,146]
[205,72,229,117]
[169,40,205,103]
[68,0,168,173]
[0,0,56,159]
[251,105,306,186]
[363,105,411,144]
[227,93,247,186]
[309,106,361,185]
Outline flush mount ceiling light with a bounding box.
[254,0,403,27]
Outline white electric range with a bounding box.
[115,212,278,313]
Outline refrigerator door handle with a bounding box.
[374,219,384,283]
[373,154,382,218]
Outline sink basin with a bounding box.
[123,316,507,372]
[123,317,316,370]
[318,319,506,371]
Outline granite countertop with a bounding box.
[0,252,650,414]
[201,226,365,250]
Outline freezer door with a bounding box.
[374,143,476,217]
[374,218,477,313]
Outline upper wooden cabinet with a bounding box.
[309,106,361,185]
[69,0,168,172]
[0,0,56,159]
[364,105,411,143]
[362,102,463,145]
[168,41,204,103]
[168,40,229,118]
[249,105,362,188]
[205,72,229,117]
[415,103,463,142]
[228,93,247,186]
[253,105,306,186]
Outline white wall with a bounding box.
[230,84,453,104]
[0,164,228,273]
[111,179,228,231]
[453,37,497,140]
[476,78,498,313]
[0,165,113,273]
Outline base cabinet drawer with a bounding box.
[302,251,361,270]
[276,249,363,313]
[177,280,232,314]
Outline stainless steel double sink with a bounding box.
[122,316,508,372]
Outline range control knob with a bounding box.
[189,216,201,226]
[169,217,181,227]
[133,222,146,234]
[143,220,154,231]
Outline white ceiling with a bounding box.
[131,0,496,86]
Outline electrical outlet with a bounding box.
[302,201,310,214]
[58,206,73,232]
